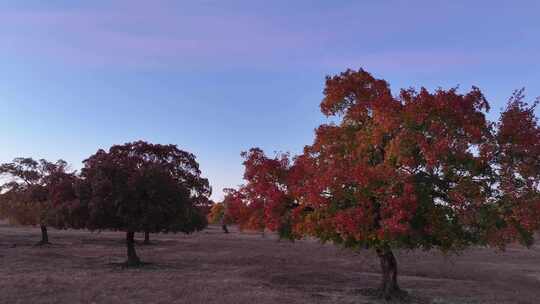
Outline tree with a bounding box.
[78,141,210,266]
[232,69,540,299]
[487,90,540,246]
[225,149,295,237]
[208,199,235,233]
[208,202,225,224]
[0,158,75,245]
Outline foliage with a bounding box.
[488,90,540,246]
[77,141,211,234]
[228,69,540,298]
[224,149,295,235]
[207,202,225,224]
[0,158,75,228]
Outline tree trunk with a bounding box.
[143,231,151,244]
[221,224,229,234]
[36,225,50,245]
[126,231,141,266]
[220,217,229,233]
[376,247,401,300]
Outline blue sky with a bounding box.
[1,0,539,200]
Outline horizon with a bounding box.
[1,0,539,200]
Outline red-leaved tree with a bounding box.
[230,69,540,299]
[488,90,540,246]
[224,148,295,236]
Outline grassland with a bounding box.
[1,222,539,303]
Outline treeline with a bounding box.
[0,141,211,266]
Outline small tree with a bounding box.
[208,203,225,224]
[225,149,294,237]
[487,90,540,246]
[208,200,234,233]
[79,141,210,266]
[231,69,540,300]
[0,158,74,245]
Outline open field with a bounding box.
[1,223,540,304]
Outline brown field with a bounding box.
[1,222,540,304]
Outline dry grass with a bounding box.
[1,222,539,303]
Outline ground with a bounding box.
[1,222,539,304]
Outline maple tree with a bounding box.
[77,141,210,266]
[231,69,540,299]
[0,158,76,245]
[488,90,540,246]
[224,149,296,238]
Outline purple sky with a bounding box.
[1,0,539,200]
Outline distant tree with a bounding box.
[225,149,294,237]
[79,141,210,266]
[207,202,224,224]
[231,69,540,300]
[487,90,540,246]
[207,200,233,233]
[0,158,75,245]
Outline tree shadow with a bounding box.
[107,261,154,269]
[356,288,429,303]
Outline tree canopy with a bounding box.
[227,69,540,299]
[0,158,75,244]
[77,141,211,265]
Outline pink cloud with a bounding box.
[0,2,328,69]
[0,1,536,71]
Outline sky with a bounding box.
[1,0,539,200]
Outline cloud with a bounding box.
[0,2,327,69]
[0,1,537,71]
